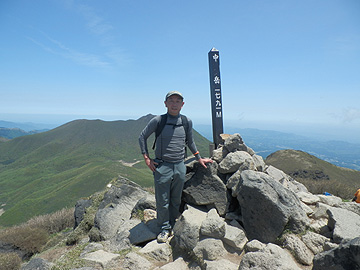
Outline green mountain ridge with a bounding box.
[0,115,210,226]
[265,149,360,198]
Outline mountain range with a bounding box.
[0,115,210,226]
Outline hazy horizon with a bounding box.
[1,112,359,145]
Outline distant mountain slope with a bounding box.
[0,115,210,226]
[0,120,55,131]
[0,127,45,139]
[266,149,360,198]
[194,125,360,170]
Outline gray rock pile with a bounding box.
[22,133,360,270]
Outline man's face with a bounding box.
[165,95,184,116]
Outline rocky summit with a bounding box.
[22,134,360,270]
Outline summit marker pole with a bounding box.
[208,48,224,149]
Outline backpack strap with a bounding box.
[152,114,190,150]
[152,114,167,150]
[180,115,189,158]
[180,115,189,145]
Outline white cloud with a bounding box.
[77,4,114,35]
[331,107,360,123]
[341,107,360,123]
[27,34,110,68]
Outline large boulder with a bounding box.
[239,243,302,270]
[193,238,227,262]
[200,208,226,239]
[236,170,309,243]
[327,207,360,243]
[282,233,314,265]
[183,162,229,215]
[74,199,92,228]
[313,237,360,270]
[218,151,255,174]
[94,178,148,240]
[173,205,207,251]
[222,220,248,252]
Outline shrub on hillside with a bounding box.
[0,226,48,255]
[0,253,21,270]
[0,207,74,257]
[25,208,74,234]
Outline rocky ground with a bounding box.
[21,134,360,270]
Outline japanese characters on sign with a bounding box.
[208,48,224,147]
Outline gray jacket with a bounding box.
[139,113,200,163]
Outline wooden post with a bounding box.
[208,48,224,148]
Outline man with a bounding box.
[139,91,213,243]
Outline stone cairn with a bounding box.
[22,134,360,270]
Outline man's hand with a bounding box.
[198,158,213,168]
[143,154,158,172]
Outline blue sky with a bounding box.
[1,0,360,143]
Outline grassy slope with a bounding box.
[266,149,360,199]
[0,115,211,226]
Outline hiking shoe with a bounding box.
[157,230,171,243]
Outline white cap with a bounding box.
[165,91,184,101]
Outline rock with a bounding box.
[21,258,54,270]
[317,194,343,206]
[336,201,360,216]
[301,202,314,216]
[252,154,266,172]
[159,257,189,270]
[82,250,120,268]
[244,239,266,252]
[264,165,290,187]
[239,243,302,270]
[204,258,238,270]
[94,180,147,240]
[211,146,228,163]
[236,170,309,243]
[80,242,104,257]
[223,133,244,152]
[313,237,360,270]
[324,241,339,251]
[309,218,331,236]
[297,191,320,205]
[200,208,226,238]
[301,231,330,254]
[109,219,140,252]
[226,169,241,197]
[173,205,207,250]
[143,209,157,222]
[222,220,248,252]
[327,207,360,243]
[70,267,97,270]
[310,202,331,219]
[74,199,92,228]
[287,179,308,193]
[218,151,255,174]
[139,240,172,262]
[122,252,152,270]
[193,238,227,262]
[183,162,229,215]
[128,221,157,245]
[282,233,314,265]
[131,194,156,218]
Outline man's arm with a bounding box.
[139,116,160,171]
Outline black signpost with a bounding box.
[208,48,224,149]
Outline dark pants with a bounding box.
[154,160,186,231]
